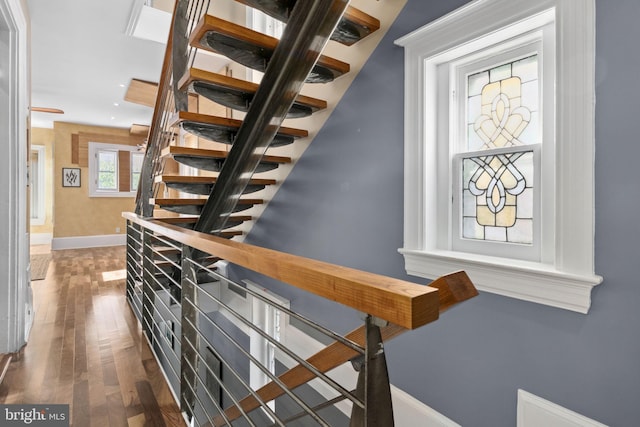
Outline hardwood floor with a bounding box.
[0,246,186,427]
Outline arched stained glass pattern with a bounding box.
[462,55,538,244]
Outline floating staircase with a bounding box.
[127,4,480,425]
[140,0,381,239]
[133,2,386,417]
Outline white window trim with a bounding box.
[395,0,602,313]
[30,145,46,226]
[88,142,140,198]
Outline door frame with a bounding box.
[0,0,30,352]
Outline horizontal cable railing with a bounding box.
[123,212,477,426]
[128,1,478,423]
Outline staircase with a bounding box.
[135,0,381,239]
[125,2,476,425]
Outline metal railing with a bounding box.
[135,0,211,216]
[128,1,478,424]
[124,213,475,426]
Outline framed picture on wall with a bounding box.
[62,167,80,187]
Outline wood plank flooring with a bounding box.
[0,246,186,427]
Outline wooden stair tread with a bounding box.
[151,198,263,206]
[155,175,276,186]
[235,0,380,46]
[155,173,276,195]
[171,111,308,138]
[152,197,262,215]
[154,216,252,225]
[154,216,199,224]
[342,5,381,37]
[156,217,250,236]
[161,145,287,174]
[154,215,244,237]
[155,216,256,224]
[152,198,206,206]
[154,246,180,254]
[179,67,327,115]
[161,146,291,164]
[191,15,350,82]
[171,111,305,148]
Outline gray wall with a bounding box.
[238,0,640,425]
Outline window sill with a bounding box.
[399,248,603,313]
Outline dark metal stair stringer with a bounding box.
[194,0,349,234]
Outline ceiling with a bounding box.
[28,0,170,129]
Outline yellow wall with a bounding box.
[53,122,137,238]
[30,127,54,235]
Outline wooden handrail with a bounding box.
[124,212,440,330]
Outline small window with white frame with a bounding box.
[97,149,118,191]
[89,142,143,197]
[395,0,602,313]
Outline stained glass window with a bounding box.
[461,55,538,244]
[462,151,534,243]
[467,55,538,151]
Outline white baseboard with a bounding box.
[51,234,126,250]
[517,389,608,427]
[30,232,52,245]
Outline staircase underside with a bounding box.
[143,0,399,238]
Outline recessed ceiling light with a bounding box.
[114,102,119,106]
[119,84,126,88]
[111,116,116,120]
